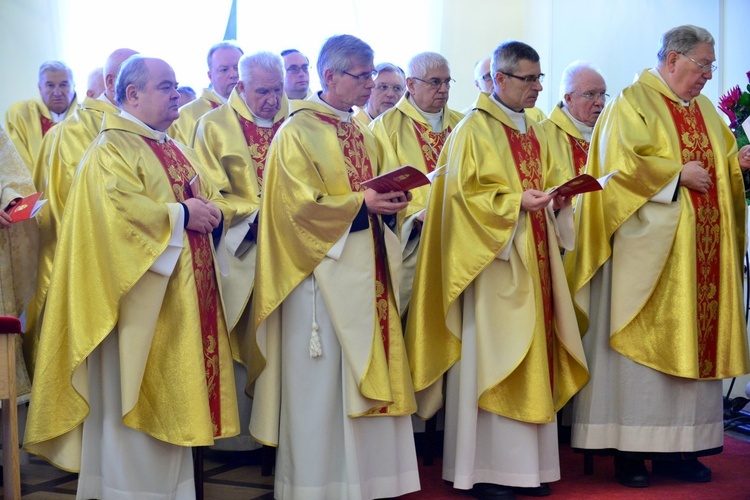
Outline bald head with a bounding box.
[86,67,105,98]
[104,48,139,101]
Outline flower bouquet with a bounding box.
[719,71,750,199]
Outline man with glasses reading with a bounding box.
[566,24,750,488]
[354,62,406,124]
[281,48,311,100]
[472,55,547,122]
[406,40,588,499]
[249,34,420,499]
[371,52,463,313]
[542,61,608,180]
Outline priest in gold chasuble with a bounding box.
[24,49,138,381]
[370,52,463,314]
[249,35,420,500]
[193,51,289,452]
[565,25,750,488]
[24,57,239,500]
[405,41,588,497]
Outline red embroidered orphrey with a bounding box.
[663,97,721,378]
[567,134,589,176]
[237,114,284,190]
[502,123,555,392]
[411,120,451,173]
[143,136,223,435]
[40,114,55,137]
[316,113,391,414]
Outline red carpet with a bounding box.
[403,436,750,499]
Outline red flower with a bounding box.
[746,70,750,82]
[719,85,742,127]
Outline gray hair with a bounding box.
[240,51,284,84]
[207,40,244,70]
[407,52,449,79]
[317,34,374,91]
[115,55,150,105]
[558,61,604,101]
[38,60,73,84]
[657,25,714,63]
[491,41,539,77]
[473,57,491,84]
[375,62,405,78]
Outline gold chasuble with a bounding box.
[24,113,239,472]
[370,92,464,218]
[565,70,749,380]
[541,103,589,180]
[5,96,79,174]
[25,96,120,378]
[249,100,416,447]
[405,92,588,424]
[193,88,289,369]
[167,88,223,146]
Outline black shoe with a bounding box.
[652,458,712,483]
[469,482,516,500]
[614,456,650,488]
[513,483,551,497]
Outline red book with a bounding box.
[360,165,431,193]
[8,192,46,223]
[549,171,618,198]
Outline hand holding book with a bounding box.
[549,171,619,198]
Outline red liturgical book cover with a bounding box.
[9,192,46,223]
[550,171,618,198]
[361,165,431,193]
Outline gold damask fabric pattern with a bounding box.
[566,69,749,380]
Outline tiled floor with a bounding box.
[4,448,275,499]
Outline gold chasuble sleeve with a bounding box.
[249,101,416,447]
[405,92,588,423]
[24,113,239,472]
[0,125,38,318]
[565,69,749,380]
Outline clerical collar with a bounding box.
[363,107,375,121]
[119,110,168,142]
[408,95,443,132]
[491,93,527,133]
[312,91,352,122]
[650,68,690,107]
[98,93,119,108]
[239,93,274,127]
[561,104,593,142]
[50,110,66,123]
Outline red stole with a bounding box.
[210,101,220,110]
[663,97,720,378]
[142,137,223,435]
[411,120,450,173]
[237,114,284,190]
[567,134,589,176]
[40,114,55,137]
[315,113,391,412]
[502,123,555,391]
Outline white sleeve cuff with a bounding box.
[326,223,352,261]
[651,175,680,204]
[225,211,258,257]
[496,220,518,261]
[150,203,184,276]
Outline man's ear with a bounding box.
[125,84,139,105]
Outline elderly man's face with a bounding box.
[367,71,405,117]
[39,69,75,115]
[408,65,451,114]
[495,59,543,111]
[283,52,310,99]
[564,69,607,127]
[475,58,492,92]
[131,59,181,132]
[208,47,242,99]
[239,67,284,120]
[667,42,715,101]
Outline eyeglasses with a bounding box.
[678,53,717,73]
[374,83,404,94]
[412,77,455,89]
[286,64,309,75]
[342,70,378,82]
[481,73,492,82]
[575,92,609,101]
[500,72,544,84]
